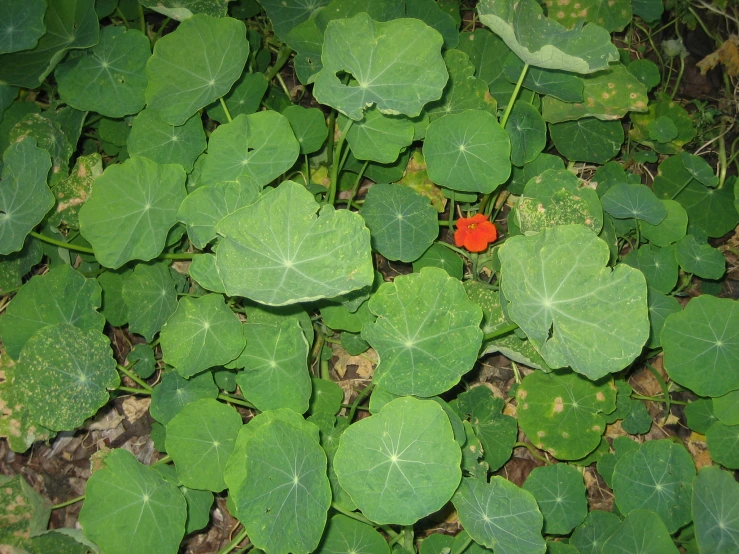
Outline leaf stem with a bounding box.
[327,118,354,205]
[669,176,694,200]
[218,393,256,409]
[51,494,85,510]
[264,44,293,83]
[118,385,151,395]
[346,160,369,209]
[500,62,529,127]
[435,240,471,260]
[138,2,146,34]
[514,441,552,464]
[349,383,375,422]
[402,525,414,552]
[645,362,671,419]
[482,323,519,342]
[219,97,233,123]
[151,454,172,466]
[29,231,94,254]
[217,527,250,554]
[116,364,153,392]
[631,393,687,405]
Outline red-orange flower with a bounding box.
[454,214,497,252]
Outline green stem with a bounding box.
[717,119,728,189]
[349,383,375,422]
[483,322,518,342]
[118,385,151,395]
[436,240,472,260]
[305,154,311,187]
[448,190,455,229]
[670,176,694,200]
[30,231,94,254]
[514,442,552,465]
[321,358,330,380]
[115,7,130,28]
[671,55,685,99]
[645,362,671,418]
[51,494,85,510]
[218,393,256,409]
[138,2,146,34]
[327,118,354,205]
[153,17,171,44]
[402,525,414,552]
[264,44,293,83]
[116,364,153,392]
[217,528,250,554]
[330,503,396,536]
[634,23,665,82]
[346,160,369,209]
[452,535,473,554]
[1,284,23,295]
[471,252,479,281]
[151,454,172,466]
[500,62,529,127]
[219,97,233,123]
[325,111,337,167]
[631,393,687,405]
[634,217,640,247]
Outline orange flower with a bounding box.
[454,214,497,252]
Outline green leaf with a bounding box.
[79,449,186,554]
[341,108,414,164]
[317,515,390,554]
[150,370,218,424]
[0,474,50,545]
[200,111,300,188]
[675,235,725,280]
[706,421,739,469]
[8,113,73,186]
[503,53,584,103]
[661,295,739,397]
[15,323,118,431]
[542,63,648,123]
[638,199,687,247]
[189,253,226,293]
[453,477,546,554]
[627,59,661,91]
[477,0,618,74]
[309,377,344,416]
[360,183,439,262]
[406,0,459,49]
[0,237,42,294]
[692,466,739,554]
[121,262,178,341]
[505,101,546,166]
[139,0,230,20]
[570,510,620,554]
[55,26,150,117]
[512,169,603,235]
[646,287,681,348]
[165,398,242,491]
[207,71,268,124]
[0,0,46,55]
[621,399,653,434]
[685,398,717,434]
[127,343,156,379]
[335,397,462,525]
[630,96,695,154]
[499,224,649,379]
[648,116,678,142]
[507,152,565,195]
[362,267,482,397]
[0,0,99,88]
[160,294,245,378]
[231,320,311,413]
[127,110,206,172]
[283,105,328,155]
[413,242,464,279]
[79,156,186,268]
[601,183,667,224]
[313,13,448,121]
[258,0,330,41]
[424,109,511,193]
[145,14,249,125]
[235,418,331,554]
[632,0,663,21]
[611,440,695,532]
[177,181,259,249]
[596,436,639,487]
[622,244,678,294]
[550,118,624,164]
[547,0,632,32]
[713,390,739,425]
[48,153,103,230]
[602,509,679,554]
[523,464,587,534]
[516,370,615,460]
[0,139,52,255]
[0,264,104,360]
[320,300,373,333]
[216,180,374,305]
[457,29,515,105]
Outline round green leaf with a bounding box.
[646,287,681,348]
[313,13,447,121]
[79,156,186,269]
[0,264,104,360]
[317,514,390,554]
[570,510,620,554]
[457,29,515,105]
[127,110,206,172]
[596,436,639,487]
[150,370,218,425]
[177,181,259,249]
[283,105,328,155]
[508,152,566,195]
[412,242,463,279]
[622,244,678,294]
[79,448,186,554]
[685,397,717,434]
[189,253,226,293]
[713,390,739,425]
[335,397,462,525]
[207,71,268,124]
[15,324,118,431]
[165,398,242,491]
[360,184,438,262]
[342,107,414,164]
[215,180,374,305]
[200,111,300,188]
[647,116,678,142]
[0,0,46,55]
[55,26,150,117]
[160,294,245,378]
[259,0,330,41]
[523,464,587,535]
[121,262,178,341]
[127,344,156,379]
[362,267,482,397]
[620,398,652,434]
[661,295,739,397]
[601,183,667,224]
[675,235,725,280]
[706,421,739,469]
[601,509,679,554]
[145,14,249,125]
[550,118,624,163]
[638,199,687,247]
[612,440,695,532]
[506,101,546,166]
[627,59,661,91]
[516,370,615,460]
[453,477,546,554]
[692,465,739,554]
[0,138,53,255]
[424,109,511,194]
[499,224,649,379]
[236,418,331,554]
[477,0,618,74]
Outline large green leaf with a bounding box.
[334,397,462,525]
[55,26,150,117]
[127,110,206,172]
[15,323,118,431]
[283,105,328,155]
[317,515,390,554]
[160,294,245,378]
[453,477,546,554]
[0,0,99,88]
[523,464,587,534]
[121,262,178,341]
[139,0,230,20]
[550,118,624,164]
[79,156,186,268]
[258,0,330,40]
[477,0,618,74]
[341,107,414,164]
[499,224,649,379]
[457,29,515,105]
[661,295,739,397]
[692,466,739,554]
[675,234,726,280]
[601,509,679,554]
[215,180,373,305]
[601,183,667,224]
[165,398,242,491]
[313,13,448,121]
[0,0,46,55]
[0,264,104,360]
[200,111,300,187]
[79,449,187,554]
[424,109,511,193]
[145,14,249,125]
[570,511,620,554]
[516,370,615,460]
[406,0,459,49]
[149,370,218,424]
[622,244,678,294]
[0,138,52,255]
[362,267,483,397]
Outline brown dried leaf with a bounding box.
[697,35,739,76]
